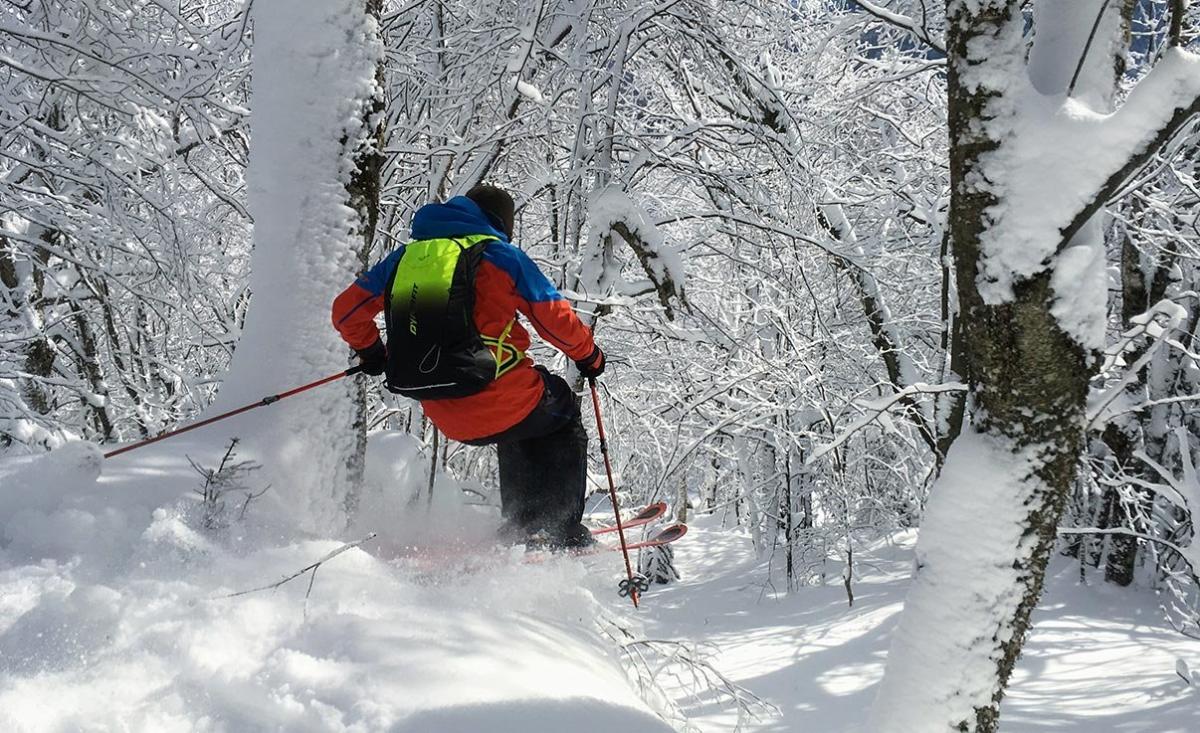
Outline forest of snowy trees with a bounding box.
[3,1,1200,731]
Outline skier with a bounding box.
[331,185,606,549]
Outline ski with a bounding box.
[524,523,687,563]
[593,522,687,553]
[590,501,668,536]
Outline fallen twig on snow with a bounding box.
[217,533,378,614]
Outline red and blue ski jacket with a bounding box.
[332,196,599,441]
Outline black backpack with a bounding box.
[383,234,500,399]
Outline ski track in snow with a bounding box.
[1,438,1198,731]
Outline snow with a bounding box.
[516,80,545,104]
[1088,298,1192,427]
[820,200,921,387]
[0,440,674,732]
[644,516,1200,733]
[2,440,1197,731]
[1027,1,1124,107]
[9,5,1200,731]
[1050,229,1108,350]
[809,382,967,465]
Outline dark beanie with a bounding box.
[465,184,515,239]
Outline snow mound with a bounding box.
[0,437,673,732]
[0,441,101,507]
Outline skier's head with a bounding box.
[466,184,515,239]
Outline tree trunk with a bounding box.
[341,0,387,516]
[870,3,1137,730]
[212,0,386,530]
[1102,223,1172,585]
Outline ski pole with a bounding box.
[102,365,364,460]
[588,376,643,609]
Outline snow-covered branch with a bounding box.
[808,383,967,466]
[1058,50,1200,251]
[854,0,946,54]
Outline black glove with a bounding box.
[355,338,387,376]
[575,345,606,379]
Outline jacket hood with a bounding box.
[410,196,510,242]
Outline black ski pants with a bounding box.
[463,367,587,538]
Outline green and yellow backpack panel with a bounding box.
[383,234,499,399]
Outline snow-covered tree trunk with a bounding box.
[342,0,387,516]
[870,1,1199,730]
[215,0,383,530]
